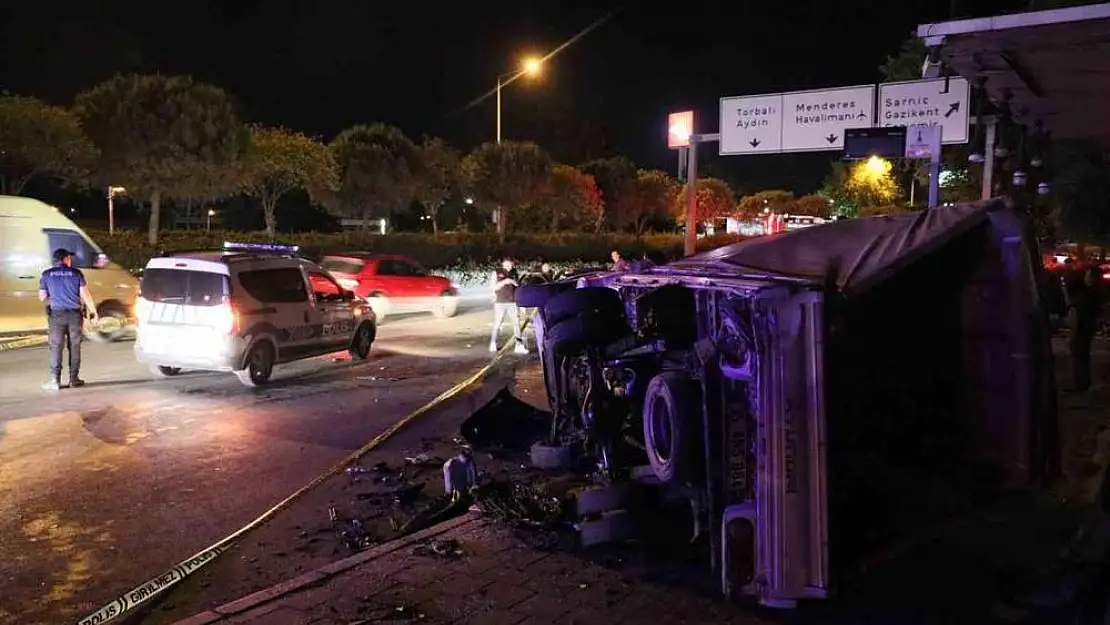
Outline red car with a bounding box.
[319,254,458,321]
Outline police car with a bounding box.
[134,242,377,387]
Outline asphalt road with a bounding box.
[0,300,512,625]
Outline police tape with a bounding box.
[76,327,530,625]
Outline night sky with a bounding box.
[1,0,1028,195]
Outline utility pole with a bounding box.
[684,136,699,256]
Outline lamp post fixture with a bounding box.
[107,186,126,235]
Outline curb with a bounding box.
[0,336,47,351]
[169,512,485,625]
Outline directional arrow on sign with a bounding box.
[825,134,838,144]
[749,138,761,148]
[945,102,960,118]
[857,112,868,120]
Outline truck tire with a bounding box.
[642,372,703,485]
[531,441,573,470]
[543,315,626,357]
[516,282,574,309]
[542,287,624,329]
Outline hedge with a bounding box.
[87,229,750,274]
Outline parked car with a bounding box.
[319,254,458,321]
[518,200,1057,609]
[0,195,138,340]
[134,242,376,387]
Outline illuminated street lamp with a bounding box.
[496,56,543,144]
[106,186,126,235]
[206,208,216,232]
[865,155,890,176]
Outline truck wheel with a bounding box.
[531,441,573,470]
[642,372,702,485]
[542,287,624,329]
[516,282,574,309]
[544,315,626,356]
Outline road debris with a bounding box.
[354,482,425,506]
[412,538,463,559]
[443,453,478,497]
[404,452,443,467]
[472,480,566,527]
[328,505,373,552]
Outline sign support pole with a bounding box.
[927,126,943,209]
[107,187,115,236]
[684,136,699,256]
[981,120,997,200]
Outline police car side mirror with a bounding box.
[343,290,356,301]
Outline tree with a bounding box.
[0,95,96,195]
[676,177,736,224]
[240,126,337,237]
[1052,138,1110,245]
[533,164,604,233]
[858,204,917,217]
[878,36,928,83]
[624,169,678,236]
[737,190,796,219]
[821,159,901,215]
[460,141,553,243]
[327,124,418,230]
[794,194,832,218]
[580,156,639,232]
[176,163,243,229]
[412,137,460,236]
[74,74,246,244]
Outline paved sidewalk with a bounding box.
[172,512,767,625]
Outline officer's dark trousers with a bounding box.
[48,309,83,381]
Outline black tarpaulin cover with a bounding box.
[668,200,1006,294]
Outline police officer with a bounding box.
[38,248,99,390]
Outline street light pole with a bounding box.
[684,136,699,257]
[107,187,115,236]
[496,76,502,144]
[107,186,125,236]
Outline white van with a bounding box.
[0,195,139,340]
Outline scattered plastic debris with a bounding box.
[355,483,425,507]
[404,452,443,467]
[412,538,463,559]
[473,480,565,527]
[443,453,478,498]
[328,505,373,552]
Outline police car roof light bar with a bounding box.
[222,241,301,255]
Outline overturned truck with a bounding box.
[517,199,1059,608]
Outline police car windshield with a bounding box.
[140,268,229,307]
